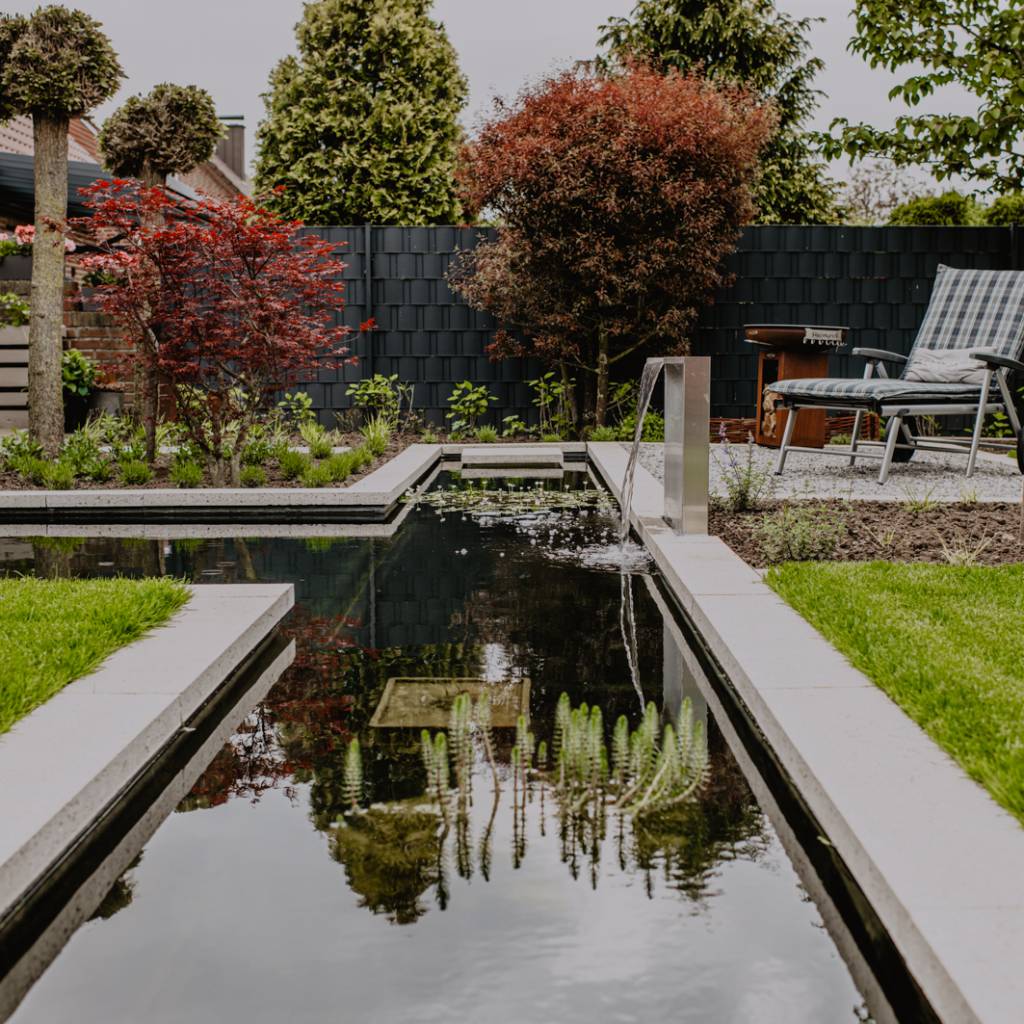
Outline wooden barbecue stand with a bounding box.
[745,324,849,448]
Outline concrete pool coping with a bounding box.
[0,443,591,524]
[0,582,294,922]
[588,440,1024,1024]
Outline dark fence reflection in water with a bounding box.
[0,474,870,1024]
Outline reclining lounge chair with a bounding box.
[770,265,1024,483]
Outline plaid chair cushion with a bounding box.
[770,377,982,404]
[906,264,1024,364]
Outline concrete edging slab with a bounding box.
[0,444,442,522]
[0,582,294,920]
[588,440,1024,1024]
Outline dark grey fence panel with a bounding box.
[304,225,541,428]
[694,225,1019,419]
[302,225,1022,426]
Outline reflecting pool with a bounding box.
[1,474,871,1023]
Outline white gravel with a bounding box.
[635,441,1024,503]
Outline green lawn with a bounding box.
[0,576,189,734]
[767,562,1024,824]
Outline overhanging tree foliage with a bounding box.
[451,66,772,427]
[598,0,840,224]
[823,0,1024,192]
[99,83,223,460]
[255,0,467,224]
[0,6,122,454]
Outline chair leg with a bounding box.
[967,372,993,478]
[775,407,799,474]
[878,414,902,485]
[848,410,864,466]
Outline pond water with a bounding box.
[1,473,870,1023]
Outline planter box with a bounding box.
[0,253,31,281]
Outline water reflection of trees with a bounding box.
[328,722,768,927]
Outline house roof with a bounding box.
[0,152,200,223]
[0,115,100,163]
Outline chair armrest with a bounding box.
[970,349,1024,374]
[851,347,908,365]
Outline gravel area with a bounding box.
[637,441,1023,503]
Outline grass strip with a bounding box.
[767,562,1024,825]
[0,576,189,734]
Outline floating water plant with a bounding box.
[410,479,614,521]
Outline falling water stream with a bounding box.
[618,357,664,544]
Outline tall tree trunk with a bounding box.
[29,116,69,456]
[595,327,610,427]
[137,165,163,462]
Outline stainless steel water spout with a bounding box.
[661,357,710,535]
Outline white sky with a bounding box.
[2,0,977,180]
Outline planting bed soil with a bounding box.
[711,499,1024,567]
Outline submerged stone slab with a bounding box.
[0,583,294,920]
[588,440,1024,1024]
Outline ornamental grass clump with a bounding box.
[278,449,309,481]
[360,413,392,457]
[755,503,846,563]
[714,426,774,512]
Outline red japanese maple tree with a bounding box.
[77,182,355,484]
[451,65,775,426]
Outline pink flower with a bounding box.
[64,239,76,253]
[14,224,34,245]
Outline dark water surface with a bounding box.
[2,475,868,1023]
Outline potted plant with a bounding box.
[0,225,34,281]
[62,348,97,431]
[0,291,29,341]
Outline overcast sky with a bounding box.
[3,0,976,180]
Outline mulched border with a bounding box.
[710,499,1024,568]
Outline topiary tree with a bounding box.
[255,0,467,225]
[99,83,222,188]
[99,83,223,459]
[598,0,840,225]
[451,66,773,427]
[0,7,122,454]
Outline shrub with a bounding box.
[828,433,851,446]
[361,413,392,456]
[755,505,846,563]
[323,451,358,483]
[170,459,203,488]
[0,291,29,328]
[616,410,665,442]
[240,465,267,488]
[474,425,499,443]
[0,429,42,469]
[61,348,97,399]
[278,449,309,480]
[43,460,75,490]
[501,415,529,438]
[347,373,401,422]
[446,381,495,436]
[119,459,152,485]
[277,390,316,429]
[887,191,977,226]
[299,420,333,459]
[83,458,112,483]
[714,434,774,512]
[540,432,562,443]
[59,430,102,476]
[421,429,440,444]
[452,65,772,425]
[9,454,49,485]
[588,425,618,441]
[300,461,333,488]
[984,194,1024,226]
[241,439,272,467]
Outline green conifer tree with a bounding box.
[255,0,467,225]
